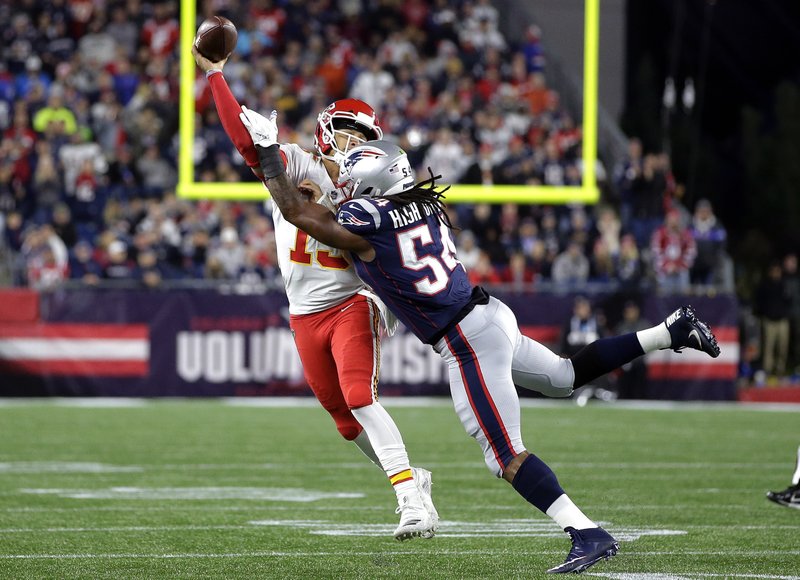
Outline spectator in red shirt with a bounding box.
[650,209,696,294]
[22,224,68,290]
[401,0,430,28]
[475,66,501,103]
[502,251,535,289]
[250,0,287,53]
[141,2,179,58]
[4,109,36,156]
[468,250,502,285]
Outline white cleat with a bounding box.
[393,491,434,542]
[412,467,439,538]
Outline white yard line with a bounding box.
[1,523,797,534]
[0,525,251,533]
[586,572,800,580]
[16,487,364,501]
[0,398,148,408]
[0,550,527,559]
[587,574,800,580]
[0,505,386,513]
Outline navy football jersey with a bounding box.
[337,198,474,344]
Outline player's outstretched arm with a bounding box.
[266,170,373,256]
[192,45,263,177]
[239,106,374,258]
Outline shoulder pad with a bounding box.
[337,198,383,233]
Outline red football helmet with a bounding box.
[314,99,383,162]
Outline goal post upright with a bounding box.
[178,0,600,205]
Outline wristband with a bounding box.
[258,144,285,179]
[205,69,222,78]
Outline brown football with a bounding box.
[194,16,238,62]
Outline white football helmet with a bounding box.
[332,140,415,206]
[314,99,383,163]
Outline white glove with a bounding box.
[239,106,278,148]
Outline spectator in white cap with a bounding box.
[103,239,134,280]
[211,227,246,279]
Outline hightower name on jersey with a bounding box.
[388,203,434,228]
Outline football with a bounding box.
[194,16,238,62]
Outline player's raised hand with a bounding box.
[298,179,323,201]
[239,106,278,148]
[191,44,228,73]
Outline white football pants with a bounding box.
[434,297,575,477]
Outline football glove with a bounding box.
[239,106,278,148]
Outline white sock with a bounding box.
[352,430,381,468]
[636,322,671,352]
[350,403,415,500]
[546,494,597,530]
[792,445,800,486]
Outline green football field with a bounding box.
[0,398,798,579]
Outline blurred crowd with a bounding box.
[3,0,798,384]
[0,0,734,298]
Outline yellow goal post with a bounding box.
[177,0,600,204]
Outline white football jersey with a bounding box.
[266,143,365,315]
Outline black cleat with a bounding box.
[546,526,619,574]
[664,306,721,358]
[766,484,800,509]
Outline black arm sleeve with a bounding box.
[256,144,285,180]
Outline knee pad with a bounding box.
[323,402,362,441]
[551,358,576,391]
[546,369,575,397]
[333,413,362,441]
[511,336,575,397]
[344,386,375,410]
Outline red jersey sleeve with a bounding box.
[207,72,260,169]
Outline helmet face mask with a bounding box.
[314,99,383,163]
[329,178,362,207]
[330,129,368,163]
[332,140,415,207]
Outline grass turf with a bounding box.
[0,398,798,579]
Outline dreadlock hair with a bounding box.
[388,168,456,230]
